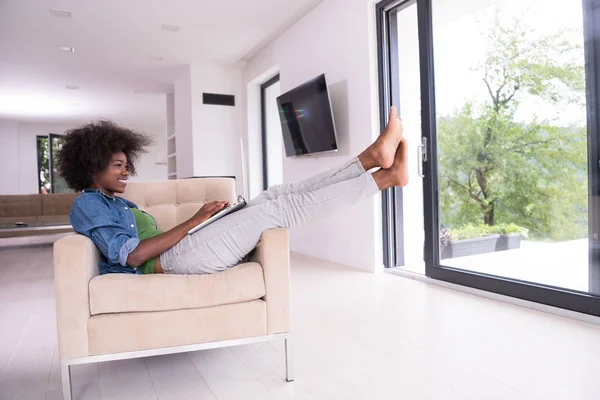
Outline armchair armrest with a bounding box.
[53,234,100,359]
[249,228,291,334]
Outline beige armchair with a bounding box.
[53,178,293,400]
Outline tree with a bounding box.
[438,17,588,241]
[37,136,51,193]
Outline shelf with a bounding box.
[168,172,177,177]
[167,153,176,158]
[167,134,176,140]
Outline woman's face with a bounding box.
[92,151,129,196]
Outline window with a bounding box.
[261,74,284,189]
[37,133,70,193]
[432,0,589,292]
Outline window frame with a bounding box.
[260,74,281,190]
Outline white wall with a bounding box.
[127,124,168,183]
[243,0,382,272]
[190,63,243,192]
[0,120,19,195]
[0,119,167,194]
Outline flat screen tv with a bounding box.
[276,74,338,157]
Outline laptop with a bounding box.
[187,195,247,235]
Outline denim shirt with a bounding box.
[69,189,142,275]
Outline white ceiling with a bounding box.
[0,0,322,126]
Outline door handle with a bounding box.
[417,137,427,177]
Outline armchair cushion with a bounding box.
[87,300,267,355]
[89,262,266,315]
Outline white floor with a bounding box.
[1,237,600,400]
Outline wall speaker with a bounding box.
[203,93,235,106]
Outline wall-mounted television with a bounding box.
[276,73,338,157]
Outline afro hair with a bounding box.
[56,120,154,192]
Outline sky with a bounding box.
[432,0,586,127]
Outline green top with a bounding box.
[131,208,164,274]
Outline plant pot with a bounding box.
[441,244,453,260]
[441,234,500,259]
[495,233,521,251]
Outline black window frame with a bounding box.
[260,74,281,190]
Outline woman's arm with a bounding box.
[126,201,228,267]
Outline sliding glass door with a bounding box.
[378,0,600,315]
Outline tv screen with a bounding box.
[276,74,338,157]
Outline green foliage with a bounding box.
[489,223,528,237]
[37,137,50,193]
[438,18,588,242]
[449,224,495,240]
[449,223,527,241]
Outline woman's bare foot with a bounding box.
[389,138,409,187]
[372,138,409,190]
[359,106,403,170]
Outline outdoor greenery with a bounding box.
[448,223,528,241]
[438,18,588,242]
[37,136,50,193]
[449,224,496,241]
[490,222,527,236]
[37,135,70,194]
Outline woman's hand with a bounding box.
[190,201,229,225]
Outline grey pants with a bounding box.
[159,157,378,275]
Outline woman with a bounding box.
[57,107,408,275]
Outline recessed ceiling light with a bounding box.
[57,46,75,53]
[160,24,181,32]
[66,85,79,90]
[148,55,164,62]
[50,8,73,18]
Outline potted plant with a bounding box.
[442,224,500,259]
[440,225,453,259]
[491,223,527,251]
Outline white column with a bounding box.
[166,93,176,179]
[173,63,243,193]
[174,66,194,179]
